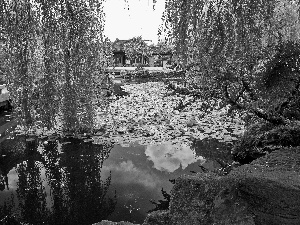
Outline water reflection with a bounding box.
[0,137,116,225]
[0,135,233,224]
[101,143,207,223]
[192,138,234,162]
[145,142,205,173]
[101,144,169,223]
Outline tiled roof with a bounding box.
[112,39,131,52]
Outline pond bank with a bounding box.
[94,121,300,225]
[143,146,300,225]
[97,146,300,225]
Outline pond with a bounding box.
[0,79,243,224]
[0,131,234,224]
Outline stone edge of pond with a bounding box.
[142,146,300,225]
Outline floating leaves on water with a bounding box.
[117,126,127,134]
[10,81,244,146]
[186,117,197,127]
[95,82,244,146]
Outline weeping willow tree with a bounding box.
[161,0,300,125]
[0,0,38,125]
[0,0,109,133]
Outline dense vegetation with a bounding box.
[161,0,300,126]
[0,0,110,131]
[122,36,152,65]
[1,0,300,141]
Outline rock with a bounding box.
[167,172,254,225]
[230,147,300,225]
[143,147,300,225]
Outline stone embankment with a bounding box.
[144,147,300,225]
[95,146,300,225]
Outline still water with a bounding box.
[0,127,233,224]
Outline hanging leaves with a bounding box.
[1,0,109,133]
[161,0,300,124]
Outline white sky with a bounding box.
[103,0,166,44]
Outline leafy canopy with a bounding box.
[161,0,300,124]
[0,0,109,132]
[123,36,152,61]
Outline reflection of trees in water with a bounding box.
[0,194,15,223]
[191,138,233,162]
[42,140,68,225]
[0,136,48,223]
[0,136,116,224]
[16,139,49,224]
[0,136,25,222]
[42,138,116,225]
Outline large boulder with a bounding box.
[144,147,300,225]
[231,147,300,225]
[153,172,254,225]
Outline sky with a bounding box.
[103,0,166,44]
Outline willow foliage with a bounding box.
[162,0,299,63]
[162,0,300,124]
[0,0,109,132]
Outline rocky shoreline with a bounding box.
[143,146,300,225]
[95,122,300,225]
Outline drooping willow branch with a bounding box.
[223,82,286,125]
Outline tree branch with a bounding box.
[241,77,258,101]
[275,76,300,115]
[223,83,286,125]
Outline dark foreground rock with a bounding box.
[144,147,300,225]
